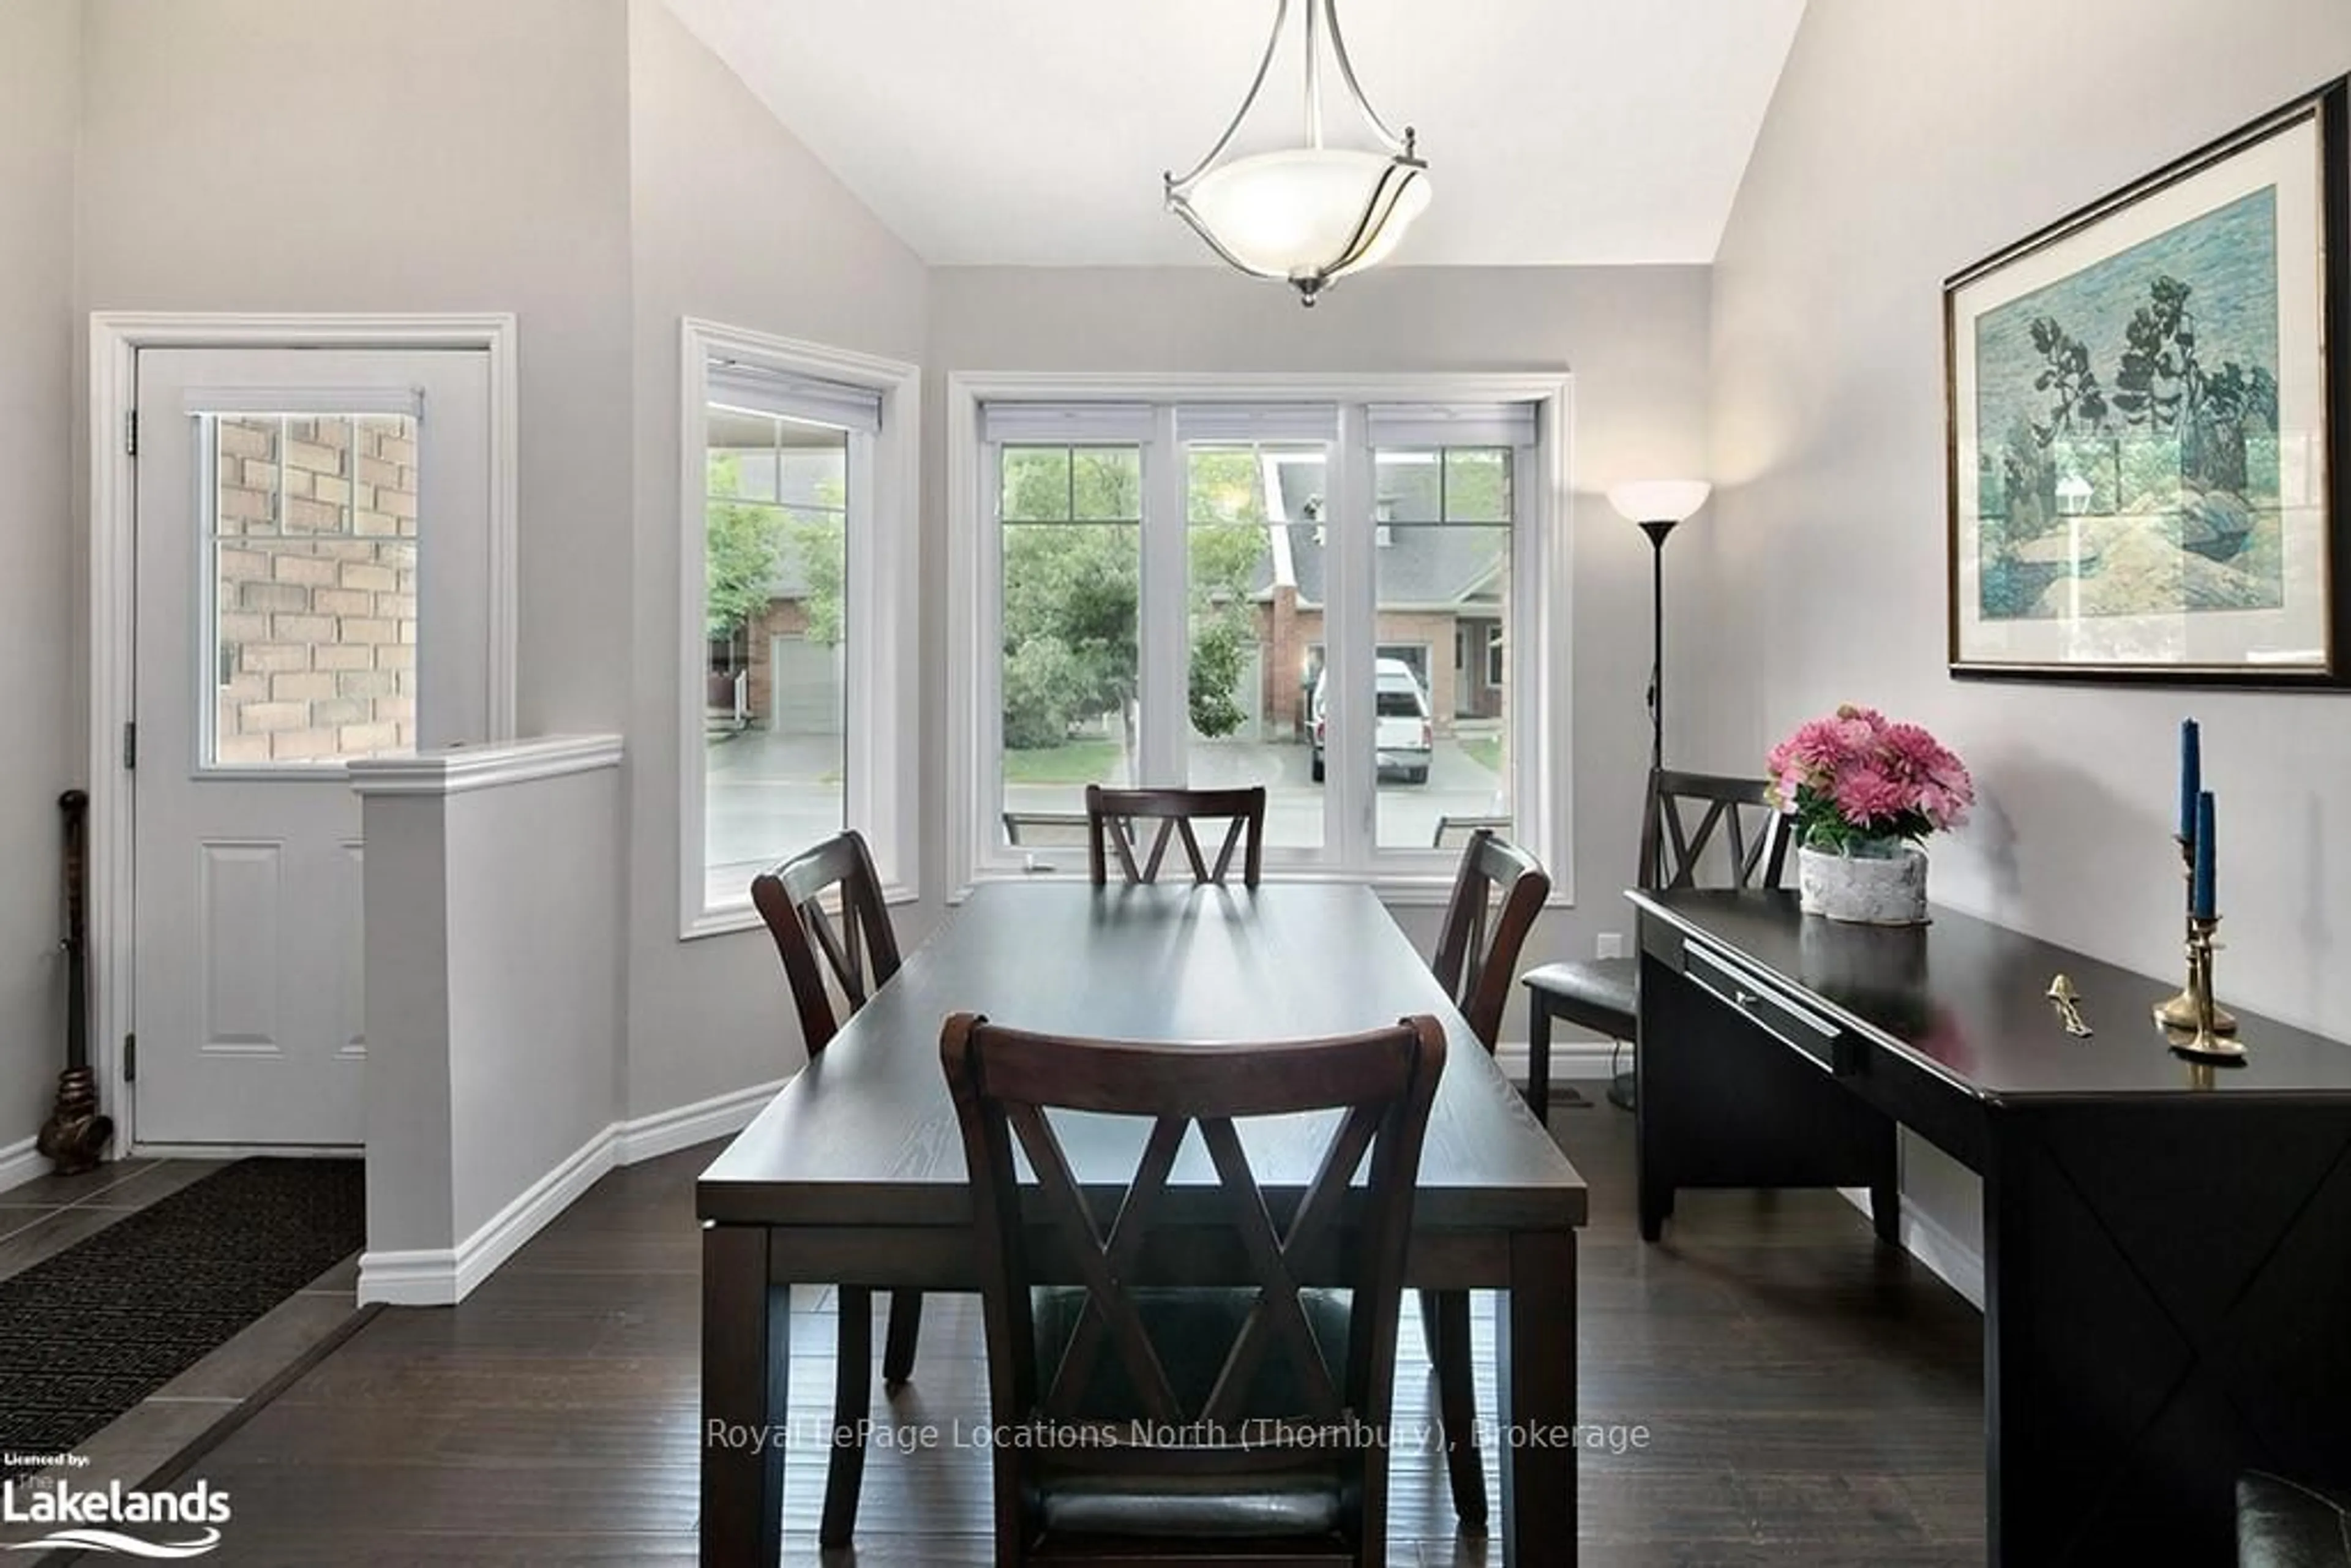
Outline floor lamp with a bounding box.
[1603,480,1712,1111]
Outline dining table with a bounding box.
[697,879,1588,1565]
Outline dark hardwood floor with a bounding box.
[110,1099,1984,1564]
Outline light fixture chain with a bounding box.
[1304,0,1322,149]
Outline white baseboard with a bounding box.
[0,1135,45,1196]
[1491,1040,1625,1084]
[1839,1186,1985,1310]
[612,1077,786,1166]
[360,1124,618,1307]
[356,1079,789,1308]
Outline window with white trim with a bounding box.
[957,384,1562,891]
[683,323,920,933]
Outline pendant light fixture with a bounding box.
[1163,0,1430,306]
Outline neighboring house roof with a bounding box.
[1270,461,1506,610]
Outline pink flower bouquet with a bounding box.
[1766,705,1973,857]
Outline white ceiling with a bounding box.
[659,0,1807,268]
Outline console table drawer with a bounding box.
[1683,942,1858,1075]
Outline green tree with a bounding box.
[707,498,785,640]
[1184,450,1272,739]
[988,445,1281,751]
[786,516,845,647]
[1002,521,1141,749]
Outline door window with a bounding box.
[206,413,419,767]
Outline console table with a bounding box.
[1632,888,2351,1566]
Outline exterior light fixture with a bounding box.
[1164,0,1430,306]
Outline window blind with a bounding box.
[708,359,882,433]
[980,402,1155,445]
[1365,402,1537,449]
[1174,403,1340,445]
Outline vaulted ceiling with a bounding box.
[659,0,1807,267]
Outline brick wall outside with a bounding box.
[1255,601,1465,738]
[212,416,419,764]
[743,598,814,727]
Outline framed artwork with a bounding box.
[1946,78,2349,684]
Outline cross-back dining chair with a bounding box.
[1084,783,1266,887]
[1422,826,1550,1533]
[1523,767,1793,1117]
[748,828,921,1547]
[941,1011,1447,1567]
[1431,827,1552,1053]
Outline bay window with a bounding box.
[951,376,1569,896]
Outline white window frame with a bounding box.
[947,372,1573,906]
[680,319,920,937]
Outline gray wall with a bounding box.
[77,0,638,739]
[357,748,623,1275]
[0,0,81,1171]
[622,0,931,1116]
[926,265,1717,972]
[445,765,625,1243]
[358,794,452,1256]
[1706,0,2351,1258]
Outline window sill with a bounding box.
[681,876,923,942]
[945,866,1572,910]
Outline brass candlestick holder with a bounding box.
[2165,914,2247,1064]
[2154,836,2237,1033]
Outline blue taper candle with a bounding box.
[2192,790,2216,920]
[2180,718,2201,843]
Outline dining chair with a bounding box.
[1523,768,1791,1113]
[748,828,921,1547]
[1084,783,1266,887]
[1422,827,1550,1533]
[941,1011,1446,1567]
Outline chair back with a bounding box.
[1432,829,1551,1050]
[1085,784,1265,887]
[1637,768,1791,893]
[941,1012,1445,1558]
[749,829,901,1056]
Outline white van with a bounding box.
[1310,658,1433,784]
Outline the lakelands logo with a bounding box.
[2,1477,230,1558]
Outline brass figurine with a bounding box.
[2154,835,2238,1033]
[2167,914,2248,1065]
[2045,973,2093,1037]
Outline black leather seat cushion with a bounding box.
[1524,956,1638,1036]
[1026,1285,1352,1540]
[2240,1471,2351,1567]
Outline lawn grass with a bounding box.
[1462,735,1504,775]
[1003,738,1125,785]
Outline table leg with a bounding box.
[1496,1229,1577,1567]
[1526,996,1553,1122]
[702,1225,788,1567]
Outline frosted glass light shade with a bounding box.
[1184,149,1431,281]
[1608,480,1712,525]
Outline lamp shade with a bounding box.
[1607,480,1712,525]
[1184,149,1431,282]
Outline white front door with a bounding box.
[131,348,492,1147]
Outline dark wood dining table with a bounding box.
[698,880,1588,1565]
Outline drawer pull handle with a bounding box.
[1734,988,1758,1008]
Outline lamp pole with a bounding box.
[1605,480,1709,1119]
[1640,518,1678,773]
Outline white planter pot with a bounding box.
[1798,841,1929,926]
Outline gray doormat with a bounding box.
[0,1157,365,1477]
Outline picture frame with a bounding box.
[1946,78,2349,685]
